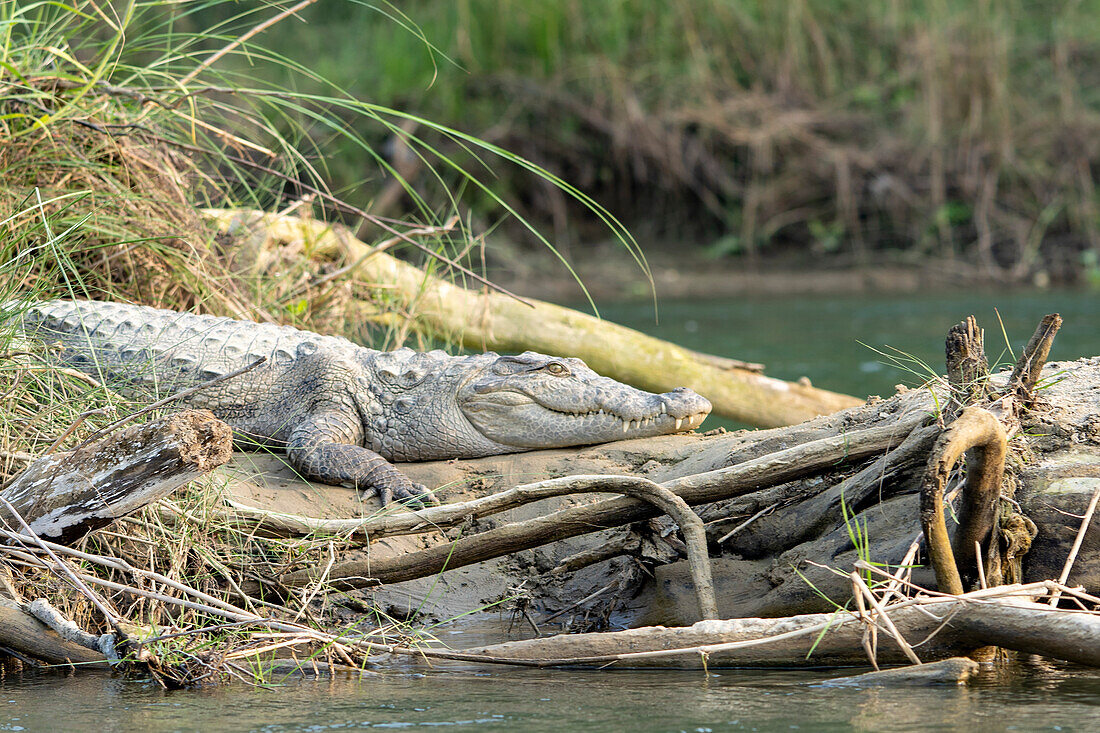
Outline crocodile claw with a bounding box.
[375,479,438,508]
[391,482,439,508]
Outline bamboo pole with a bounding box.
[205,210,863,427]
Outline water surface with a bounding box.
[597,289,1100,428]
[5,657,1099,732]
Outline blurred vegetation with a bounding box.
[176,0,1100,282]
[0,0,637,322]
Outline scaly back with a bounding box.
[15,299,359,391]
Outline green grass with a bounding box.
[0,0,642,322]
[0,0,648,685]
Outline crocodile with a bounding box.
[11,300,712,505]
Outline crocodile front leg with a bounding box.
[286,411,435,506]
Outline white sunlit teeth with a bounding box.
[674,413,705,431]
[555,404,704,434]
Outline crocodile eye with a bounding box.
[546,362,568,375]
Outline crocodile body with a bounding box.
[13,300,712,504]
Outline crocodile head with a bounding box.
[457,351,712,451]
[363,350,712,461]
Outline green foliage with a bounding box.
[0,0,644,321]
[840,487,875,586]
[809,220,844,255]
[1083,249,1100,290]
[176,0,1100,279]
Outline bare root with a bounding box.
[919,406,1007,595]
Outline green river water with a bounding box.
[599,288,1100,426]
[6,289,1100,732]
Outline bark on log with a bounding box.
[436,589,1100,669]
[0,410,232,544]
[727,421,937,556]
[264,421,916,594]
[205,209,863,427]
[0,598,107,668]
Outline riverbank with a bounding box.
[490,245,1075,304]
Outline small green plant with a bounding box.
[808,219,844,254]
[839,487,875,586]
[704,233,742,259]
[856,341,942,388]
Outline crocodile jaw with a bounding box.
[462,395,710,448]
[457,354,712,450]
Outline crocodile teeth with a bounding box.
[675,418,683,430]
[660,404,667,414]
[622,421,629,433]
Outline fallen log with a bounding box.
[229,416,924,541]
[0,410,232,544]
[240,475,721,620]
[417,584,1100,669]
[824,657,980,686]
[0,597,107,668]
[205,209,863,427]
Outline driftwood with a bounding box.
[241,477,719,620]
[206,209,863,427]
[1007,313,1063,402]
[257,420,917,594]
[825,657,980,686]
[919,313,1062,595]
[0,597,107,668]
[0,410,233,669]
[416,583,1100,669]
[920,407,1007,594]
[0,410,233,544]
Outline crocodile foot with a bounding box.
[379,479,440,508]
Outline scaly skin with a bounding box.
[13,300,712,505]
